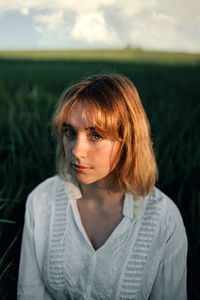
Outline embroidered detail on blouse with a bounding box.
[48,178,67,291]
[47,179,162,298]
[133,197,143,220]
[118,188,163,299]
[18,176,187,300]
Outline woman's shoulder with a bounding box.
[29,175,59,194]
[146,186,187,252]
[25,175,65,211]
[149,186,184,226]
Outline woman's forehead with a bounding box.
[66,102,97,129]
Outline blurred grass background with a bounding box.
[0,49,200,299]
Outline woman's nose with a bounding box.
[72,135,88,159]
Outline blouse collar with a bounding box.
[64,175,144,222]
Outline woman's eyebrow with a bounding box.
[63,122,96,131]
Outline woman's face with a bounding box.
[63,103,120,186]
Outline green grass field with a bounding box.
[1,48,200,64]
[0,49,200,299]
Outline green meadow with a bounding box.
[1,48,200,64]
[0,49,200,299]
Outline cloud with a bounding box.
[0,0,118,46]
[0,0,200,51]
[72,11,119,44]
[0,0,115,14]
[152,12,177,24]
[114,0,157,17]
[33,11,64,32]
[20,7,29,15]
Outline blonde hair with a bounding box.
[53,73,158,198]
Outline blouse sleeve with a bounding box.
[17,193,53,300]
[149,201,188,300]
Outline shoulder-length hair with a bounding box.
[52,73,158,198]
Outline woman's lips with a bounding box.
[71,164,91,172]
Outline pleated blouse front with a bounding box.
[17,175,188,300]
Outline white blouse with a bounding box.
[17,175,188,299]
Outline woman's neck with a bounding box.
[79,181,124,211]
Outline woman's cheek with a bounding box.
[94,140,113,152]
[63,139,71,155]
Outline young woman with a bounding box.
[17,74,188,299]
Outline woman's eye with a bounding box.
[91,132,102,141]
[65,129,76,137]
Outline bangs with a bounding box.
[55,96,122,142]
[53,73,158,197]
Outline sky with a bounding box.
[0,0,200,52]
